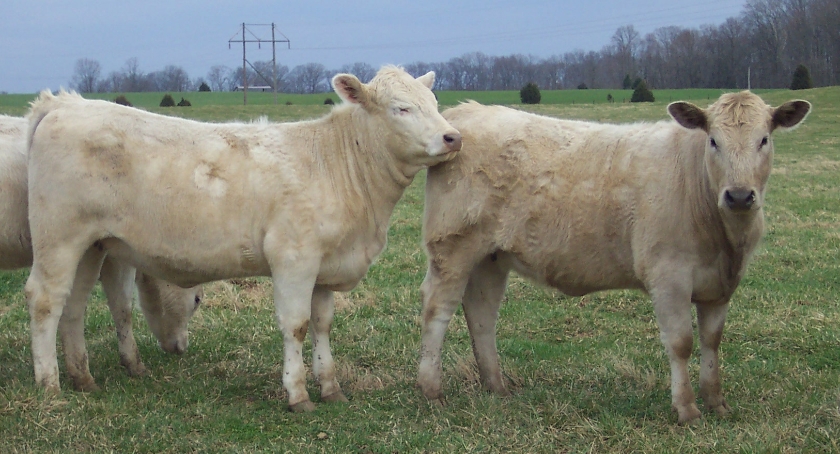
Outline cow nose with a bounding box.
[724,188,756,211]
[443,132,462,152]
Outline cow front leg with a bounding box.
[462,255,510,396]
[271,261,319,413]
[310,286,347,403]
[697,302,731,418]
[100,257,146,377]
[59,246,108,391]
[651,281,700,424]
[418,262,471,402]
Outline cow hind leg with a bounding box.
[462,255,510,396]
[696,302,731,418]
[651,282,701,425]
[100,257,146,377]
[310,286,347,404]
[58,246,108,391]
[26,241,94,392]
[417,260,473,402]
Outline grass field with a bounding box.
[0,87,838,452]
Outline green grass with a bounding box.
[1,87,839,452]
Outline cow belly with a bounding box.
[99,237,270,287]
[507,251,643,297]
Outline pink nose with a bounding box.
[444,132,462,152]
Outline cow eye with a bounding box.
[710,138,718,149]
[760,136,768,148]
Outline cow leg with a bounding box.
[462,255,510,395]
[417,260,473,402]
[270,256,319,413]
[58,246,108,391]
[310,286,347,404]
[100,256,146,377]
[26,240,94,393]
[650,281,700,425]
[696,302,731,418]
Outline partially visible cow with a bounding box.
[25,65,461,411]
[418,93,810,424]
[0,114,201,391]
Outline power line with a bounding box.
[228,23,290,105]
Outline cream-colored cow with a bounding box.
[25,65,461,411]
[0,114,201,391]
[418,93,810,424]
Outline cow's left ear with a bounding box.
[668,101,708,132]
[416,71,436,90]
[772,100,811,131]
[332,73,370,106]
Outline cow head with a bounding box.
[331,65,461,167]
[135,273,202,354]
[668,92,810,216]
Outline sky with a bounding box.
[1,0,748,94]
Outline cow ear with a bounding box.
[668,101,708,132]
[416,71,435,89]
[772,100,811,131]
[332,73,369,106]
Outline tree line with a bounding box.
[71,0,838,94]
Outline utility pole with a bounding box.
[228,23,290,105]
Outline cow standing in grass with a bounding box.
[417,92,810,424]
[0,114,201,390]
[25,66,461,411]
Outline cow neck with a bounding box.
[681,131,760,297]
[321,106,414,220]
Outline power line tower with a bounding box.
[228,23,290,105]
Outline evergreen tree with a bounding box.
[198,82,211,92]
[160,94,176,107]
[520,82,541,104]
[622,74,632,90]
[630,80,655,102]
[790,64,813,90]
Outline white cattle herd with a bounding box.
[0,64,811,424]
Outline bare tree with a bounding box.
[70,58,101,93]
[287,63,329,94]
[207,65,231,92]
[338,62,377,83]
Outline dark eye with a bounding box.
[760,137,768,147]
[710,138,718,149]
[194,295,201,307]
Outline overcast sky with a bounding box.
[1,0,748,94]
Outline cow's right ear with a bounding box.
[332,74,369,106]
[668,101,709,132]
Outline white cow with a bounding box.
[0,114,201,391]
[418,93,810,424]
[25,66,461,411]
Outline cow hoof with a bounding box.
[72,377,101,393]
[289,400,316,413]
[322,391,349,403]
[675,404,702,425]
[123,362,148,377]
[707,401,732,418]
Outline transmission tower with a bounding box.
[228,23,290,105]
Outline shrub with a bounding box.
[632,77,643,90]
[790,64,813,90]
[324,98,335,105]
[160,94,175,107]
[630,80,655,103]
[519,82,541,104]
[622,74,632,90]
[177,97,192,107]
[198,82,211,92]
[607,93,614,103]
[577,82,588,90]
[113,95,132,107]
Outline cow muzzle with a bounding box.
[443,132,462,153]
[723,187,757,212]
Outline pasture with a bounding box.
[1,87,838,452]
